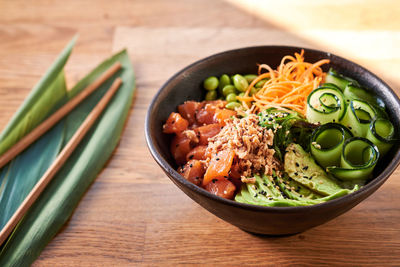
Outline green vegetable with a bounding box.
[306,85,346,124]
[232,74,249,92]
[279,174,323,200]
[365,118,396,156]
[258,108,317,161]
[325,68,360,91]
[244,74,257,83]
[308,70,395,182]
[205,90,218,101]
[249,87,258,96]
[255,79,267,88]
[327,137,379,180]
[340,99,376,137]
[284,144,344,196]
[235,174,353,207]
[225,102,241,110]
[0,38,135,266]
[222,85,236,97]
[343,84,385,109]
[226,93,237,103]
[310,123,353,168]
[218,74,231,94]
[203,76,219,91]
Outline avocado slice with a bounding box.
[234,174,353,207]
[284,143,343,196]
[278,174,323,200]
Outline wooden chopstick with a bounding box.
[0,62,122,169]
[0,78,123,245]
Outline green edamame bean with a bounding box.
[244,74,258,83]
[225,102,241,110]
[226,93,237,102]
[238,92,245,97]
[255,79,267,88]
[219,74,231,94]
[205,90,218,101]
[203,76,219,91]
[232,74,249,92]
[222,85,236,97]
[249,87,258,96]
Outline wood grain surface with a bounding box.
[0,0,399,265]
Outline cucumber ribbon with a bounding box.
[311,123,380,180]
[306,84,345,124]
[307,77,396,159]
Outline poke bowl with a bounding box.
[145,46,400,235]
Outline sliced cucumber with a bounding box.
[325,68,360,91]
[327,137,379,181]
[343,84,372,103]
[306,86,346,124]
[365,118,396,156]
[339,99,376,137]
[310,123,353,168]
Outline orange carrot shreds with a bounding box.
[237,50,329,115]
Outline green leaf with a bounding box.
[0,42,135,265]
[0,37,74,231]
[0,37,76,155]
[0,72,67,228]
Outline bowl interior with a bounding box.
[148,46,400,182]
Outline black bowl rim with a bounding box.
[145,45,400,213]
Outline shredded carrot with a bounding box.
[236,50,329,115]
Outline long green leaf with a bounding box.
[0,37,75,230]
[0,37,76,155]
[0,46,135,265]
[0,71,67,228]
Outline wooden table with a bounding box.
[0,0,399,265]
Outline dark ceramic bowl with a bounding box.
[145,46,400,235]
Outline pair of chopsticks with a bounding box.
[0,62,123,245]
